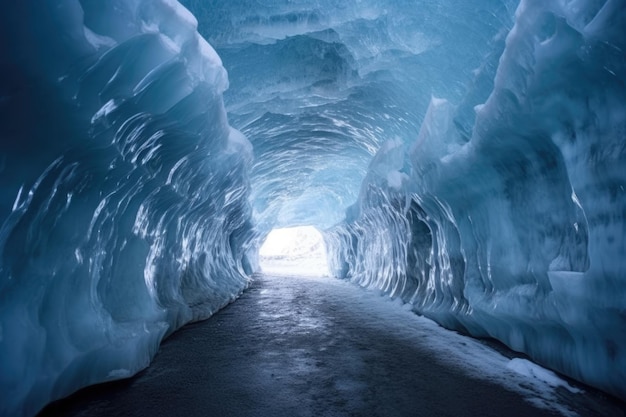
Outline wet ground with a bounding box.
[41,274,624,417]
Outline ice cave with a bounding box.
[0,0,625,416]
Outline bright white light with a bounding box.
[259,226,329,277]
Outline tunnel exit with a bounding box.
[259,226,330,277]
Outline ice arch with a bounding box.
[0,0,625,415]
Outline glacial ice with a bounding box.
[0,0,625,415]
[0,1,253,416]
[324,0,626,401]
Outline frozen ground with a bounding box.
[40,274,624,417]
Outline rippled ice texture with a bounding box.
[183,0,518,232]
[0,1,254,416]
[324,0,626,401]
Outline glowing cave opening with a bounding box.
[259,226,330,277]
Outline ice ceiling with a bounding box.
[185,0,513,231]
[0,0,625,416]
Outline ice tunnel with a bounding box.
[0,0,625,415]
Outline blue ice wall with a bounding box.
[0,1,253,416]
[325,0,626,400]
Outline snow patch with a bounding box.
[507,358,582,394]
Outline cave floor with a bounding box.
[41,274,623,417]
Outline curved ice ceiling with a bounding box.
[0,0,625,416]
[182,0,517,230]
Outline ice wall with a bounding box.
[0,1,253,416]
[325,0,626,400]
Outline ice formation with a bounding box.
[324,0,626,401]
[0,1,253,416]
[0,0,625,415]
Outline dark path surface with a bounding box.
[41,274,623,417]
